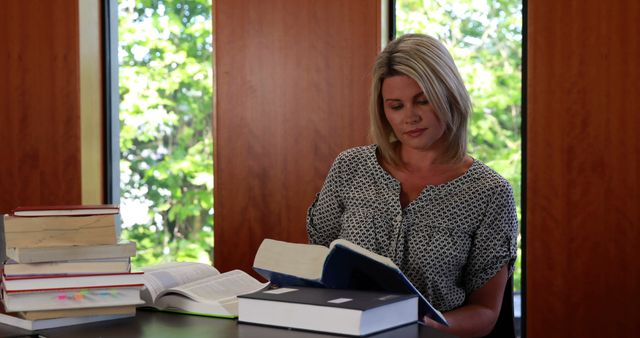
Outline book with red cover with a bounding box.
[2,272,145,292]
[11,205,120,217]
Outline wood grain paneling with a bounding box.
[0,1,82,214]
[214,0,380,275]
[527,0,640,336]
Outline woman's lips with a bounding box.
[404,128,426,137]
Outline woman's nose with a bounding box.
[404,105,421,124]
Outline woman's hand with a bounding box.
[422,315,449,330]
[421,265,509,338]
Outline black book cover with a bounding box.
[239,286,416,311]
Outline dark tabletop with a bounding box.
[0,309,458,338]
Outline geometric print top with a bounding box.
[306,145,518,312]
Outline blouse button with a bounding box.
[395,215,402,223]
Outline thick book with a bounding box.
[11,204,119,217]
[15,305,136,321]
[5,241,137,263]
[0,310,132,331]
[253,238,448,326]
[3,258,131,277]
[3,214,117,248]
[2,271,145,292]
[140,262,268,318]
[2,286,144,312]
[238,286,417,336]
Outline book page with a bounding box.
[160,269,268,303]
[141,262,220,303]
[253,239,329,280]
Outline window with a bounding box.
[113,0,214,267]
[394,0,524,336]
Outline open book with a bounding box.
[253,238,448,326]
[140,262,268,318]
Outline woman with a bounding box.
[306,34,518,338]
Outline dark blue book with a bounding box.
[253,239,448,326]
[238,286,418,336]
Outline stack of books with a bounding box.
[0,205,144,330]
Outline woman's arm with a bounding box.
[306,155,345,246]
[424,265,509,338]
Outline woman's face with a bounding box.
[381,75,446,153]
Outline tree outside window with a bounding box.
[395,0,523,291]
[118,0,214,268]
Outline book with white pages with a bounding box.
[5,241,137,264]
[0,310,133,331]
[140,262,269,318]
[2,286,144,312]
[2,271,144,292]
[3,257,130,277]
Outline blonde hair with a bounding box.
[369,34,472,166]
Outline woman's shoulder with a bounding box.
[334,144,377,163]
[467,159,514,194]
[327,145,378,176]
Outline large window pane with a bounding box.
[396,0,523,335]
[117,0,214,267]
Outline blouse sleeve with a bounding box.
[306,155,345,247]
[463,180,519,294]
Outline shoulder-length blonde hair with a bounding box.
[369,34,472,167]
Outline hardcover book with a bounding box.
[3,258,131,277]
[140,262,268,318]
[14,305,136,321]
[3,214,117,248]
[0,310,133,331]
[2,271,145,292]
[253,238,447,325]
[2,286,144,312]
[11,204,119,217]
[238,286,418,336]
[5,241,137,264]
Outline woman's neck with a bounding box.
[398,145,448,172]
[391,144,473,185]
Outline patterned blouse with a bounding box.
[306,145,518,312]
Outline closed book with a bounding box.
[2,286,144,312]
[5,241,137,263]
[253,238,447,325]
[11,204,119,217]
[3,214,117,248]
[238,287,417,336]
[2,271,145,292]
[0,310,133,331]
[16,305,136,320]
[3,258,131,277]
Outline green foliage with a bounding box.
[118,0,213,269]
[396,0,523,290]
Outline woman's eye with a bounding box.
[389,104,403,111]
[417,100,430,106]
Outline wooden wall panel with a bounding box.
[0,0,82,214]
[527,0,640,336]
[214,0,380,274]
